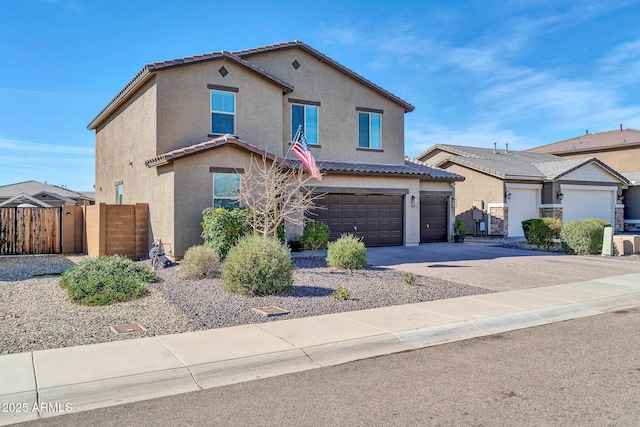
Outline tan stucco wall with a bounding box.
[442,165,503,216]
[155,61,284,156]
[555,147,640,173]
[94,77,176,255]
[246,49,407,165]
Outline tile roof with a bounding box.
[528,128,640,154]
[145,136,462,181]
[427,144,629,183]
[88,40,414,130]
[286,157,463,181]
[0,180,92,200]
[144,135,283,167]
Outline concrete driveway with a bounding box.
[367,242,640,291]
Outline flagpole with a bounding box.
[284,125,302,160]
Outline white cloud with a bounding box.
[0,137,93,156]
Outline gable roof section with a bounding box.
[0,180,91,201]
[145,136,462,181]
[233,40,415,113]
[623,172,640,186]
[0,193,53,208]
[425,144,629,183]
[528,128,640,155]
[144,135,284,167]
[88,51,295,130]
[88,40,414,130]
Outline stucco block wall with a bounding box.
[156,62,284,156]
[84,203,148,259]
[247,49,407,165]
[62,205,84,254]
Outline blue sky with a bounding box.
[2,0,640,191]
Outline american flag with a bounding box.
[292,125,322,183]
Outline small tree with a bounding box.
[301,220,330,258]
[239,154,324,238]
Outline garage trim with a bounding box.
[311,186,409,195]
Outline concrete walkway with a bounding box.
[2,271,640,425]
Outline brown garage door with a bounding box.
[314,194,404,246]
[420,196,448,243]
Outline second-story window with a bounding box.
[358,112,382,149]
[211,90,235,135]
[291,104,318,144]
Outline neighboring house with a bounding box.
[528,128,640,231]
[418,144,629,237]
[0,180,94,207]
[87,40,463,258]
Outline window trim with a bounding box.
[212,172,241,208]
[210,89,236,136]
[291,103,319,145]
[115,182,123,205]
[358,111,382,149]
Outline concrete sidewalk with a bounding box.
[2,272,640,426]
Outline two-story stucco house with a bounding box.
[88,41,463,258]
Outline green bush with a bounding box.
[222,235,293,296]
[59,255,156,305]
[524,218,562,250]
[301,220,330,258]
[454,219,467,235]
[332,285,352,301]
[178,245,221,280]
[401,271,417,285]
[327,234,367,270]
[560,219,609,255]
[201,207,252,260]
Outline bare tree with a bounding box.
[239,154,323,238]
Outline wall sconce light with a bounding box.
[504,190,511,200]
[556,191,564,201]
[65,211,72,217]
[411,195,416,208]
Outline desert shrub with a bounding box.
[59,255,156,305]
[178,245,221,280]
[301,220,330,258]
[525,218,562,250]
[222,235,293,296]
[401,271,417,285]
[201,207,252,260]
[327,234,367,270]
[332,285,352,301]
[560,219,609,255]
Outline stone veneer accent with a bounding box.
[615,208,624,232]
[489,206,507,236]
[540,207,563,219]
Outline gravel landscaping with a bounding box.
[0,254,492,356]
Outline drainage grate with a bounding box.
[252,306,290,317]
[110,324,146,334]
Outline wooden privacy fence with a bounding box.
[0,207,62,255]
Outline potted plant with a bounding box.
[454,220,467,243]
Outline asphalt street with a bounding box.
[19,307,640,427]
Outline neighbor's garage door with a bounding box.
[314,193,404,246]
[562,187,615,225]
[507,188,539,237]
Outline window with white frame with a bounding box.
[213,173,240,208]
[115,182,123,204]
[358,112,381,149]
[211,90,235,135]
[291,104,318,144]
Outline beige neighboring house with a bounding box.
[528,128,640,231]
[87,40,463,258]
[418,144,629,237]
[0,180,94,208]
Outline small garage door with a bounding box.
[420,196,448,243]
[314,194,404,246]
[508,188,539,237]
[562,188,615,225]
